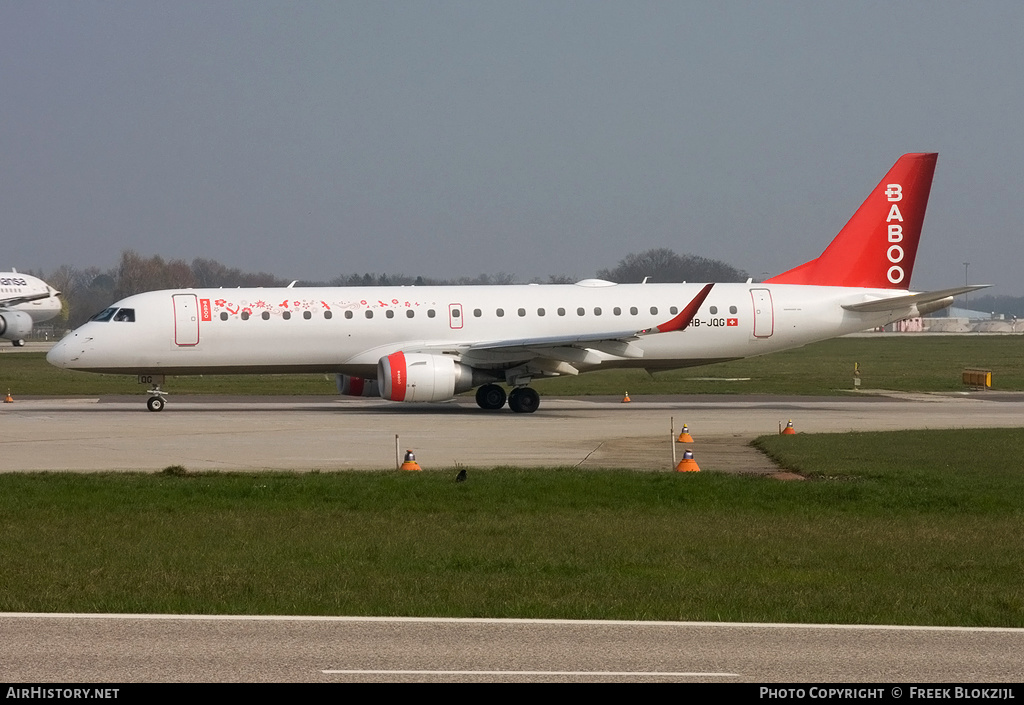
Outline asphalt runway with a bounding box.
[3,613,1023,683]
[2,391,1023,474]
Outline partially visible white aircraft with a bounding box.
[47,153,985,412]
[1,270,62,346]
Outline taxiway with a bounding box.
[2,392,1022,473]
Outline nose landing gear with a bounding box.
[141,375,168,412]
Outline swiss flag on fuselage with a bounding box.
[727,318,738,326]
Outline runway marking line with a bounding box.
[321,669,739,677]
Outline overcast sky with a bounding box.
[3,2,1022,293]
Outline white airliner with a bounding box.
[47,153,983,412]
[1,270,62,346]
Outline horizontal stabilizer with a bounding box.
[841,285,990,313]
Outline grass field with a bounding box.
[2,428,1022,626]
[3,335,1024,396]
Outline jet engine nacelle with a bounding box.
[0,311,33,341]
[378,352,480,402]
[336,374,380,397]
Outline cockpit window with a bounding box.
[90,307,118,322]
[89,307,136,323]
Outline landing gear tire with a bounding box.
[147,396,166,412]
[475,384,507,410]
[507,387,540,414]
[13,339,25,347]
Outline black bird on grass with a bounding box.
[455,468,467,483]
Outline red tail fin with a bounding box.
[765,153,937,289]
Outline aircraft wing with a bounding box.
[0,291,55,309]
[841,285,989,313]
[409,283,714,367]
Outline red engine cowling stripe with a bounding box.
[384,351,407,401]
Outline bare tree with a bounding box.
[115,250,196,299]
[597,248,747,283]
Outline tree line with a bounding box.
[31,248,750,329]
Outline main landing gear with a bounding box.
[475,384,540,413]
[508,387,540,413]
[475,383,507,410]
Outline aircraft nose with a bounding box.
[46,338,67,368]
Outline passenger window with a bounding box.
[282,311,291,320]
[427,309,436,318]
[324,311,333,319]
[650,307,658,315]
[630,307,638,315]
[241,311,250,321]
[452,308,460,318]
[557,308,565,316]
[473,309,481,317]
[537,308,545,316]
[613,307,621,316]
[496,308,504,317]
[594,307,602,315]
[261,311,270,320]
[386,310,394,319]
[729,306,737,314]
[345,311,353,319]
[577,307,585,316]
[304,311,312,320]
[670,306,678,315]
[518,308,526,317]
[220,312,228,321]
[407,310,415,318]
[365,310,373,319]
[710,306,718,315]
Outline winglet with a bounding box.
[649,283,714,333]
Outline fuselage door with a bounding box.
[173,293,200,346]
[750,288,774,338]
[449,303,464,330]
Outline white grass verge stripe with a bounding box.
[322,670,739,677]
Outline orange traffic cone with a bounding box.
[781,420,796,435]
[3,390,13,403]
[400,449,422,471]
[675,449,700,472]
[676,423,694,443]
[622,391,631,403]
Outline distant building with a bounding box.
[893,306,1022,333]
